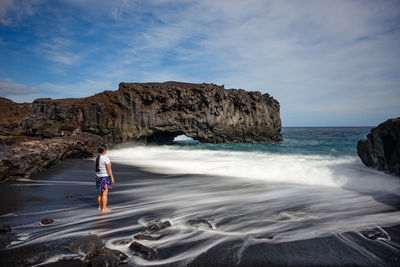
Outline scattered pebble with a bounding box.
[40,218,55,226]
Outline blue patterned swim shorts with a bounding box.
[96,176,112,194]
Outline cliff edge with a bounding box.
[22,82,282,144]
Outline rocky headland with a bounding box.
[357,117,400,176]
[22,81,282,143]
[0,81,282,181]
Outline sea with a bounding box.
[111,127,400,191]
[2,127,400,265]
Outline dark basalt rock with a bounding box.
[129,241,159,260]
[147,220,171,233]
[0,97,31,136]
[41,218,55,225]
[93,247,129,261]
[0,224,11,233]
[0,224,15,248]
[357,117,400,176]
[113,239,132,245]
[186,219,213,229]
[69,235,104,258]
[134,233,158,240]
[22,82,282,144]
[90,254,120,267]
[69,235,128,265]
[40,259,88,267]
[90,248,128,266]
[0,133,105,181]
[253,234,274,240]
[361,229,390,240]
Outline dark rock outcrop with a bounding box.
[69,235,128,266]
[22,82,282,143]
[0,97,31,136]
[1,81,281,182]
[357,117,400,176]
[0,133,105,181]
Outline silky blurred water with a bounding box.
[170,127,373,156]
[2,127,400,266]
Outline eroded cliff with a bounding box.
[22,82,282,143]
[0,97,32,135]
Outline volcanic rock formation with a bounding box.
[357,117,400,176]
[0,97,31,136]
[22,82,283,143]
[0,133,104,181]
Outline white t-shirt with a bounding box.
[96,155,111,177]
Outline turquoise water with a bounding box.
[173,127,372,157]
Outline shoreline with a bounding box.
[0,158,399,266]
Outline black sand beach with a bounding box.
[1,158,400,266]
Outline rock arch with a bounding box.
[23,82,283,144]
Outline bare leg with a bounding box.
[97,194,102,210]
[101,188,111,211]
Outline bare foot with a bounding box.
[102,207,111,212]
[98,207,101,210]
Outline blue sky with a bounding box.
[0,0,399,126]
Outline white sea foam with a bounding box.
[6,145,400,266]
[108,145,400,194]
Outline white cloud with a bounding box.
[0,0,38,26]
[112,0,399,125]
[5,0,398,125]
[39,37,82,65]
[0,78,38,95]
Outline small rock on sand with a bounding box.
[146,220,171,233]
[129,241,159,260]
[40,218,55,226]
[361,229,390,240]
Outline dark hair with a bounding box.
[95,145,107,172]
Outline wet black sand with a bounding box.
[0,159,400,266]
